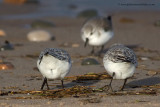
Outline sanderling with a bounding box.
[37,48,72,90]
[103,44,137,91]
[81,16,114,55]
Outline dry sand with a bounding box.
[0,4,160,107]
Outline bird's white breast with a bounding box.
[103,59,135,79]
[37,55,71,79]
[89,30,113,46]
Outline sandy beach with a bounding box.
[0,2,160,107]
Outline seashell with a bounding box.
[0,62,14,70]
[147,71,157,76]
[27,30,54,42]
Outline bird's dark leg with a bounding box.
[46,78,49,90]
[98,45,104,56]
[90,46,95,55]
[107,72,115,92]
[61,80,64,89]
[120,78,128,91]
[100,45,104,53]
[41,77,49,90]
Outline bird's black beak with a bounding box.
[84,38,89,47]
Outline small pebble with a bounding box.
[147,71,157,76]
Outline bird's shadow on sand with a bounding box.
[49,79,101,89]
[64,80,101,88]
[52,76,160,90]
[127,77,160,88]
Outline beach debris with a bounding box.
[3,0,39,5]
[119,18,135,23]
[0,85,157,100]
[0,85,93,99]
[81,58,100,65]
[65,72,111,81]
[0,41,14,51]
[77,9,98,18]
[31,20,55,28]
[147,71,157,76]
[76,72,110,81]
[0,30,6,37]
[0,61,14,70]
[27,30,54,42]
[154,20,160,27]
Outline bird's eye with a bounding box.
[90,32,93,35]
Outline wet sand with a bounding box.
[0,5,160,107]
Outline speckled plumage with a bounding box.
[37,48,72,90]
[103,44,138,91]
[103,44,137,67]
[82,16,112,31]
[38,48,71,63]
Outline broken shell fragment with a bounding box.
[0,62,14,70]
[147,71,157,76]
